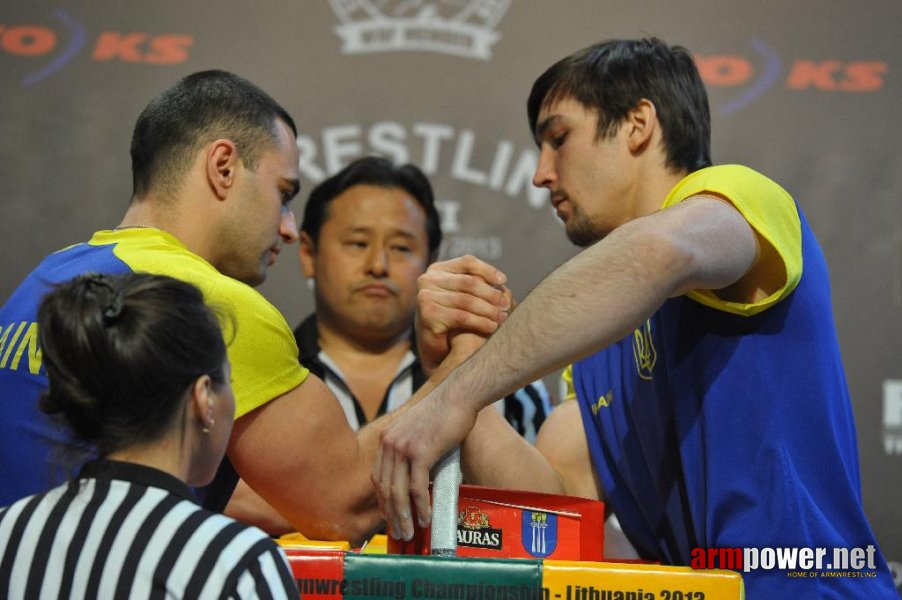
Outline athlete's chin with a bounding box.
[239,265,267,288]
[565,226,604,248]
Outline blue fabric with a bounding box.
[573,206,896,597]
[0,243,131,506]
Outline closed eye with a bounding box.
[550,132,567,149]
[280,179,301,204]
[282,187,300,206]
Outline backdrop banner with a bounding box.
[1,1,899,591]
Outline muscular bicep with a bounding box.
[648,195,760,299]
[658,194,792,308]
[711,210,785,304]
[227,374,380,544]
[535,401,601,501]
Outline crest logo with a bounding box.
[521,511,558,558]
[632,319,657,381]
[457,506,502,549]
[328,0,510,60]
[459,505,490,530]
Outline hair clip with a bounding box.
[102,293,124,323]
[81,273,125,325]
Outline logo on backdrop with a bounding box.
[883,380,902,456]
[296,120,545,261]
[1,9,192,87]
[328,0,510,60]
[696,38,888,116]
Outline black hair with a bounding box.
[37,272,228,457]
[130,69,297,199]
[527,38,712,173]
[301,156,442,259]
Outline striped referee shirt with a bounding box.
[0,460,298,599]
[294,314,553,440]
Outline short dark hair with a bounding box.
[301,156,442,259]
[528,38,711,173]
[38,272,229,457]
[130,69,297,199]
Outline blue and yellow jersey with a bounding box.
[661,164,802,316]
[566,165,895,597]
[561,165,804,400]
[0,228,307,506]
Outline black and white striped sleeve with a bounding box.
[502,379,553,443]
[227,541,298,599]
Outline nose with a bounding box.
[365,245,389,277]
[280,206,299,244]
[532,146,556,190]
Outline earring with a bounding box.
[202,418,215,434]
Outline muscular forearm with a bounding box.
[375,198,754,537]
[224,479,294,536]
[461,407,566,494]
[439,197,757,415]
[226,339,480,546]
[463,393,600,501]
[439,222,682,413]
[334,335,479,528]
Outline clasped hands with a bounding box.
[372,255,513,540]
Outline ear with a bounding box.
[625,99,657,154]
[206,139,240,201]
[190,374,215,428]
[298,231,317,279]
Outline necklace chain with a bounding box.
[114,225,158,230]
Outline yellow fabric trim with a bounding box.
[561,365,577,402]
[661,165,803,317]
[90,229,308,418]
